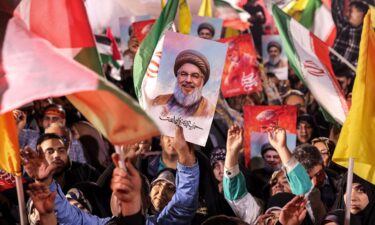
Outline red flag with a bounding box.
[107,27,121,60]
[133,19,156,43]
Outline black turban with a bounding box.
[174,49,210,84]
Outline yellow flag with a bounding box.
[333,8,375,184]
[0,112,21,176]
[179,0,192,34]
[283,0,309,20]
[161,0,165,9]
[198,0,212,17]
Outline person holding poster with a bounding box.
[152,49,215,118]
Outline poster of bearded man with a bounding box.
[149,31,227,146]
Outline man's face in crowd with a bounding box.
[128,36,139,54]
[268,46,281,60]
[284,94,306,115]
[313,141,330,167]
[263,150,281,170]
[160,135,177,157]
[40,138,68,174]
[348,6,365,27]
[45,123,70,148]
[42,110,65,129]
[308,164,325,188]
[198,28,213,40]
[297,122,313,144]
[344,183,369,214]
[150,180,175,212]
[213,160,225,183]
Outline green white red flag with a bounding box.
[133,0,179,109]
[272,5,348,124]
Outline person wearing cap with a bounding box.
[264,41,288,74]
[197,22,215,40]
[149,169,176,213]
[42,104,66,130]
[152,49,215,118]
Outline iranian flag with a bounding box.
[133,0,179,109]
[2,0,159,145]
[283,0,336,46]
[273,5,348,124]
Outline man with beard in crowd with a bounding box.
[152,49,215,118]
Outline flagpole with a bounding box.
[344,157,354,225]
[15,176,27,225]
[328,47,357,72]
[114,145,126,171]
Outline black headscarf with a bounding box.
[332,173,375,225]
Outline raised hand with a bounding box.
[173,126,195,166]
[226,124,243,155]
[279,196,307,225]
[225,125,243,169]
[111,154,142,216]
[267,127,287,151]
[12,109,26,130]
[20,146,56,183]
[267,127,292,164]
[27,182,56,215]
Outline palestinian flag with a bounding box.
[214,0,250,31]
[273,5,348,124]
[17,0,103,76]
[95,34,121,69]
[133,0,179,109]
[1,0,159,145]
[283,0,336,46]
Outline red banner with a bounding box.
[218,34,262,98]
[243,105,297,167]
[0,170,25,191]
[132,19,156,43]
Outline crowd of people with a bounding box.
[1,0,374,225]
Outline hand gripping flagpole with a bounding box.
[344,158,354,225]
[114,145,126,171]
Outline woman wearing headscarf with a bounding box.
[323,173,375,225]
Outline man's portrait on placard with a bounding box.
[147,32,227,146]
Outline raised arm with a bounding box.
[223,125,262,224]
[150,126,199,225]
[267,127,312,195]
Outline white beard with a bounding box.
[173,83,203,107]
[167,83,203,116]
[268,56,281,66]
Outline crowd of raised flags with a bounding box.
[1,0,375,224]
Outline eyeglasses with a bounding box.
[177,71,204,81]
